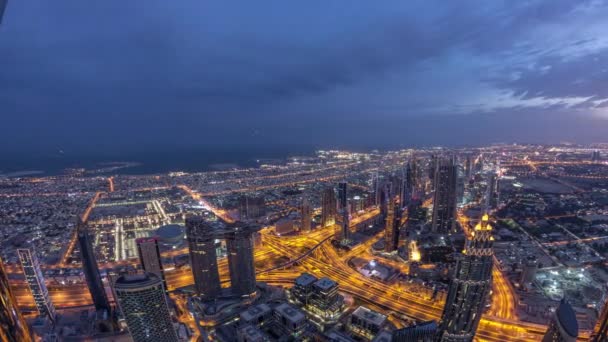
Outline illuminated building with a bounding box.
[291,273,318,306]
[136,237,167,294]
[385,199,401,252]
[186,216,222,299]
[348,306,387,340]
[301,198,312,232]
[238,195,266,220]
[542,299,578,342]
[187,216,259,299]
[306,277,344,323]
[336,208,350,242]
[114,273,178,342]
[437,214,494,341]
[393,320,437,342]
[77,221,111,312]
[431,157,457,234]
[321,187,337,228]
[1,257,32,342]
[464,155,472,180]
[273,303,308,339]
[592,296,608,342]
[17,249,56,321]
[487,173,500,209]
[226,225,257,298]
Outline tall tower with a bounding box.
[186,216,222,300]
[336,208,350,242]
[17,249,56,321]
[321,187,337,228]
[592,296,608,342]
[114,273,178,342]
[385,200,401,253]
[77,221,111,312]
[301,198,312,232]
[1,257,32,342]
[437,214,494,342]
[226,224,257,298]
[542,299,578,342]
[136,237,167,294]
[431,157,457,234]
[338,182,348,211]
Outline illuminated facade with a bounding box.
[437,214,494,342]
[301,198,312,232]
[186,216,222,299]
[1,257,32,342]
[431,157,457,234]
[321,187,337,227]
[17,248,56,321]
[385,199,401,252]
[114,273,178,342]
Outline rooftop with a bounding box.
[352,306,387,326]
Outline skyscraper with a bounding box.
[321,187,337,228]
[487,173,499,209]
[393,320,437,342]
[431,157,457,234]
[592,296,608,342]
[226,224,257,298]
[238,195,266,220]
[542,299,578,342]
[301,198,312,232]
[338,182,348,211]
[437,214,494,342]
[136,237,167,294]
[114,273,178,342]
[336,208,350,242]
[1,257,32,342]
[186,216,222,299]
[385,200,401,252]
[77,221,111,312]
[17,249,56,321]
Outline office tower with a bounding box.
[186,216,222,299]
[542,299,578,342]
[385,200,400,252]
[464,155,472,180]
[429,155,438,190]
[77,221,111,312]
[487,173,499,209]
[321,187,337,228]
[348,306,387,340]
[114,273,178,342]
[226,225,257,297]
[336,208,350,242]
[592,150,601,162]
[393,320,437,342]
[273,303,308,339]
[17,249,56,321]
[1,257,32,342]
[308,277,344,322]
[437,214,494,342]
[592,296,608,342]
[474,155,484,172]
[136,237,167,294]
[238,195,265,220]
[301,198,312,232]
[338,182,348,211]
[431,157,457,234]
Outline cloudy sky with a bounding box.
[1,0,607,157]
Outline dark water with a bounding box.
[0,146,316,176]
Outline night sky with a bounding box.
[1,1,607,158]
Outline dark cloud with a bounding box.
[0,0,607,156]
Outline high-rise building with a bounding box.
[321,187,337,228]
[336,208,350,242]
[437,214,494,341]
[136,237,167,294]
[238,195,266,220]
[301,198,312,232]
[114,273,178,342]
[592,296,608,342]
[226,224,257,297]
[1,257,33,342]
[487,173,500,209]
[431,157,457,234]
[542,299,578,342]
[77,221,111,312]
[338,182,348,211]
[464,155,472,180]
[185,216,222,299]
[520,256,538,291]
[592,150,601,162]
[385,200,400,252]
[17,249,56,321]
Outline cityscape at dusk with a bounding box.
[2,1,608,342]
